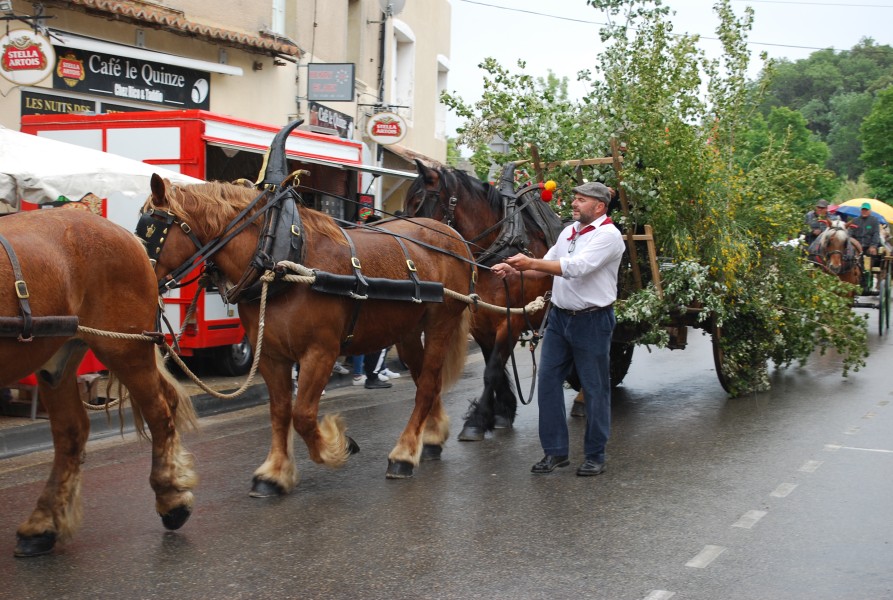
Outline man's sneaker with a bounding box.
[352,375,366,386]
[332,363,350,375]
[376,372,389,381]
[364,376,392,390]
[379,368,401,379]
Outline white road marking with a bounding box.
[643,591,675,600]
[844,426,861,435]
[838,445,893,454]
[732,510,767,529]
[825,444,842,451]
[770,483,798,498]
[879,400,890,406]
[863,411,877,420]
[686,545,726,568]
[799,460,823,472]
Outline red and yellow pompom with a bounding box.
[540,180,557,201]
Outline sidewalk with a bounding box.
[0,357,404,460]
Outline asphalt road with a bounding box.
[0,314,891,600]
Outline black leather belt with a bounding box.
[553,304,612,316]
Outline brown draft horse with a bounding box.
[812,221,862,289]
[404,161,563,441]
[0,209,196,557]
[140,169,476,492]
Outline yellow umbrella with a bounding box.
[840,198,893,223]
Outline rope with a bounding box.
[75,263,547,403]
[273,260,546,315]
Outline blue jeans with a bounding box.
[537,307,615,462]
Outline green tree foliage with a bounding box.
[445,0,867,395]
[861,86,893,200]
[756,39,893,179]
[738,108,839,207]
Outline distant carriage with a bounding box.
[0,209,196,557]
[138,121,478,494]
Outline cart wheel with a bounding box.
[882,267,892,334]
[711,321,732,394]
[217,336,253,376]
[609,342,635,388]
[885,266,891,331]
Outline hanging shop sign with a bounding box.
[1,29,55,85]
[307,63,355,102]
[366,111,406,146]
[308,101,353,138]
[52,45,210,110]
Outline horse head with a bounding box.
[817,222,856,275]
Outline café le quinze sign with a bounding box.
[53,46,210,110]
[1,29,55,85]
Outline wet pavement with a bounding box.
[0,313,892,599]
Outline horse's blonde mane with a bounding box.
[149,181,346,245]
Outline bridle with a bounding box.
[135,185,289,294]
[411,172,458,227]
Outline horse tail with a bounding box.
[441,308,472,391]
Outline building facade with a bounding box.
[0,0,451,212]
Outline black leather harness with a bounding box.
[0,232,79,341]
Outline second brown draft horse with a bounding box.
[0,209,196,557]
[139,123,476,492]
[404,161,563,440]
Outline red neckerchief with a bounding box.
[567,217,613,241]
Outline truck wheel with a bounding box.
[217,337,253,376]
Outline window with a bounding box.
[435,54,450,139]
[390,19,415,123]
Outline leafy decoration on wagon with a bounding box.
[442,0,868,396]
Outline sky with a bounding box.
[446,0,893,135]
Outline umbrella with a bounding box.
[0,127,203,229]
[836,198,893,225]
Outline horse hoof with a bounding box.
[14,532,56,558]
[160,505,192,531]
[347,436,360,455]
[570,402,586,418]
[457,425,485,442]
[493,415,513,429]
[386,459,414,479]
[249,476,286,498]
[421,444,443,461]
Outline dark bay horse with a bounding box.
[0,209,196,557]
[140,161,476,491]
[404,161,563,440]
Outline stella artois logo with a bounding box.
[56,52,86,87]
[366,111,407,145]
[0,29,55,85]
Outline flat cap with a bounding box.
[815,199,829,208]
[572,181,612,203]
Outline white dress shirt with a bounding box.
[544,215,625,311]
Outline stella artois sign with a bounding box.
[366,111,406,145]
[0,29,55,85]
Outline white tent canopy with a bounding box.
[0,127,203,229]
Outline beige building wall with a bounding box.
[0,0,452,208]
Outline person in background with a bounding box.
[849,202,880,258]
[804,199,836,245]
[491,181,625,477]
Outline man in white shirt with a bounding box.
[492,181,625,476]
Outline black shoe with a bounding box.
[364,377,392,389]
[576,459,606,477]
[570,402,586,418]
[531,454,569,474]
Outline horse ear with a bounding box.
[150,173,169,206]
[415,159,436,183]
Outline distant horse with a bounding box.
[138,124,476,491]
[404,161,563,440]
[0,209,196,557]
[811,221,862,289]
